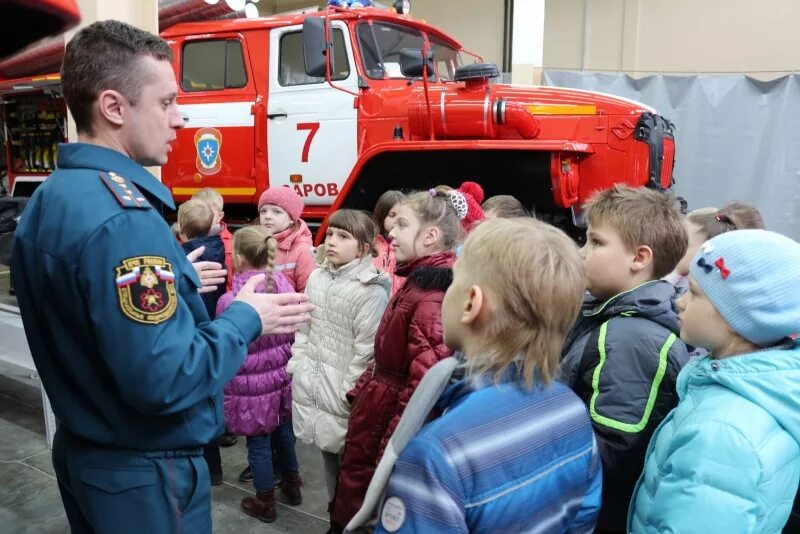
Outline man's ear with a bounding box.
[631,244,654,273]
[96,89,126,127]
[461,285,484,326]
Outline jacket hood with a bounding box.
[274,219,313,252]
[318,254,393,292]
[583,280,680,333]
[684,341,800,445]
[181,234,225,264]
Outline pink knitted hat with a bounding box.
[257,186,304,221]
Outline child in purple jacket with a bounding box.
[216,225,301,523]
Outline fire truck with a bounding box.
[1,3,676,238]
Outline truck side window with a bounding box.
[279,29,350,87]
[182,39,247,92]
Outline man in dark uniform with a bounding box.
[12,20,313,533]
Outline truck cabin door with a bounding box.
[169,34,257,204]
[267,22,358,207]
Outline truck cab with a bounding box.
[146,6,677,235]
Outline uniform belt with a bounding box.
[58,426,204,459]
[372,365,408,389]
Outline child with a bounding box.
[192,188,239,448]
[192,187,234,291]
[559,184,690,533]
[258,186,315,292]
[288,209,391,500]
[178,199,226,320]
[674,202,766,279]
[328,186,466,532]
[371,190,405,295]
[216,225,301,523]
[177,199,227,484]
[629,229,800,533]
[482,193,530,218]
[361,217,601,533]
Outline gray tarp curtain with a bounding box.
[543,71,800,241]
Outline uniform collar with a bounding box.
[56,143,176,210]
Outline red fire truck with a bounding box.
[1,4,676,237]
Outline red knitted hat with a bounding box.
[257,186,304,221]
[450,181,485,231]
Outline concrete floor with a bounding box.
[0,265,331,533]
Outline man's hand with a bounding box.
[187,246,227,294]
[235,274,313,335]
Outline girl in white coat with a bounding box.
[287,209,391,500]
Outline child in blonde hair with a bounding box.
[353,218,600,533]
[178,198,228,483]
[630,229,800,533]
[288,209,390,501]
[216,225,301,523]
[178,199,226,319]
[329,185,473,531]
[192,187,234,291]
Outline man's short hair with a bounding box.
[61,20,173,136]
[191,188,224,212]
[460,218,586,386]
[585,185,688,278]
[178,200,214,240]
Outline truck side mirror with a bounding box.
[303,18,334,78]
[399,48,434,78]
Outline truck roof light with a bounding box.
[393,0,411,15]
[328,0,375,8]
[244,3,259,17]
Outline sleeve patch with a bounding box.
[115,256,177,324]
[100,171,151,209]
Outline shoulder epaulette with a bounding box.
[99,171,151,209]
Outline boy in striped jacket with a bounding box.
[363,218,601,534]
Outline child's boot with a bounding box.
[281,471,303,505]
[241,489,277,523]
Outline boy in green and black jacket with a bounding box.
[560,185,690,533]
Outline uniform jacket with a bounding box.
[274,219,315,292]
[331,251,455,527]
[372,234,404,296]
[629,342,800,534]
[217,270,295,436]
[560,280,689,530]
[374,362,602,534]
[12,143,261,451]
[287,253,391,453]
[181,234,226,319]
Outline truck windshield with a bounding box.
[356,22,463,81]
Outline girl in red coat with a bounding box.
[329,183,484,532]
